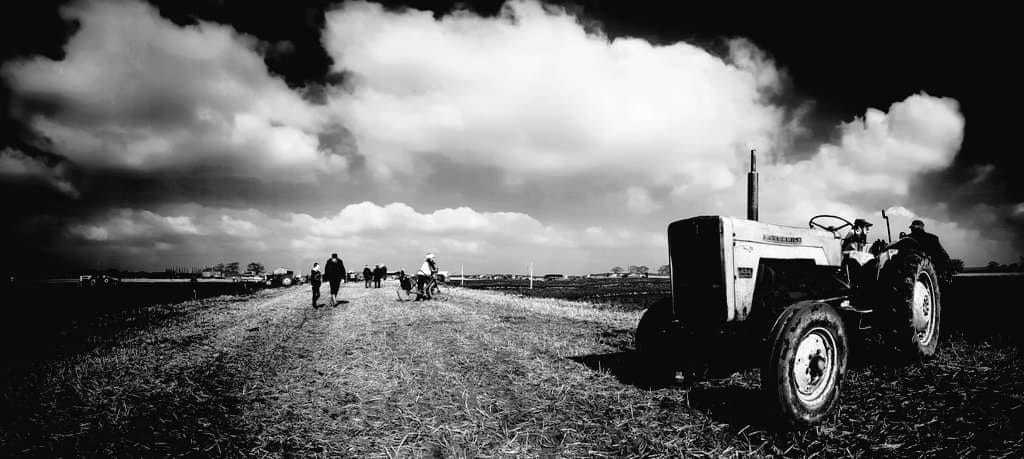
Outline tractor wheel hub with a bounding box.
[793,328,838,407]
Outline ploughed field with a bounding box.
[1,280,1021,456]
[461,277,672,311]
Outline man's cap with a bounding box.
[910,220,925,228]
[853,218,873,228]
[331,253,338,258]
[425,253,435,259]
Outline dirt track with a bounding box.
[2,283,1022,456]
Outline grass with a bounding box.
[1,283,1021,456]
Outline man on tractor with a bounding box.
[907,219,952,285]
[841,218,873,252]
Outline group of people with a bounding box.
[844,218,951,281]
[307,252,441,307]
[362,264,388,288]
[308,253,347,308]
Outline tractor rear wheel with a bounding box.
[879,251,941,359]
[763,301,848,426]
[635,298,677,385]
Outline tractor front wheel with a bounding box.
[763,301,848,426]
[635,298,677,385]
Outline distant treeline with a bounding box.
[974,257,1024,273]
[10,261,269,280]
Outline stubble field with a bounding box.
[1,280,1021,456]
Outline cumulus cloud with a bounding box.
[68,208,200,242]
[2,0,344,181]
[625,186,661,214]
[2,0,1016,271]
[788,94,963,196]
[62,201,662,272]
[0,148,79,197]
[756,94,965,222]
[884,206,1007,265]
[219,215,262,236]
[742,94,1003,263]
[316,1,1010,264]
[323,0,787,187]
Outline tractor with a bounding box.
[635,151,943,426]
[265,267,298,287]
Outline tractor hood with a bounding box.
[668,216,842,323]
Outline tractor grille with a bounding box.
[667,216,727,324]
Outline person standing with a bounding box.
[379,264,388,288]
[363,265,373,288]
[309,262,323,308]
[324,253,346,307]
[397,270,414,298]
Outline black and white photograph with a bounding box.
[1,0,1021,456]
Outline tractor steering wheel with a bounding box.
[808,215,853,235]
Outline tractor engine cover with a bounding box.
[668,216,842,323]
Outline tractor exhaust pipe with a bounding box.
[882,208,892,243]
[747,149,758,221]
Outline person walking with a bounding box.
[379,264,388,288]
[363,265,373,288]
[309,262,323,308]
[324,253,346,307]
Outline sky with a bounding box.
[1,0,1021,275]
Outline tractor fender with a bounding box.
[764,300,821,342]
[886,237,921,253]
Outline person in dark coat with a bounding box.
[323,253,346,306]
[397,270,414,298]
[309,262,323,308]
[363,265,373,288]
[376,264,388,288]
[908,220,952,282]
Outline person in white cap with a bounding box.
[416,253,438,300]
